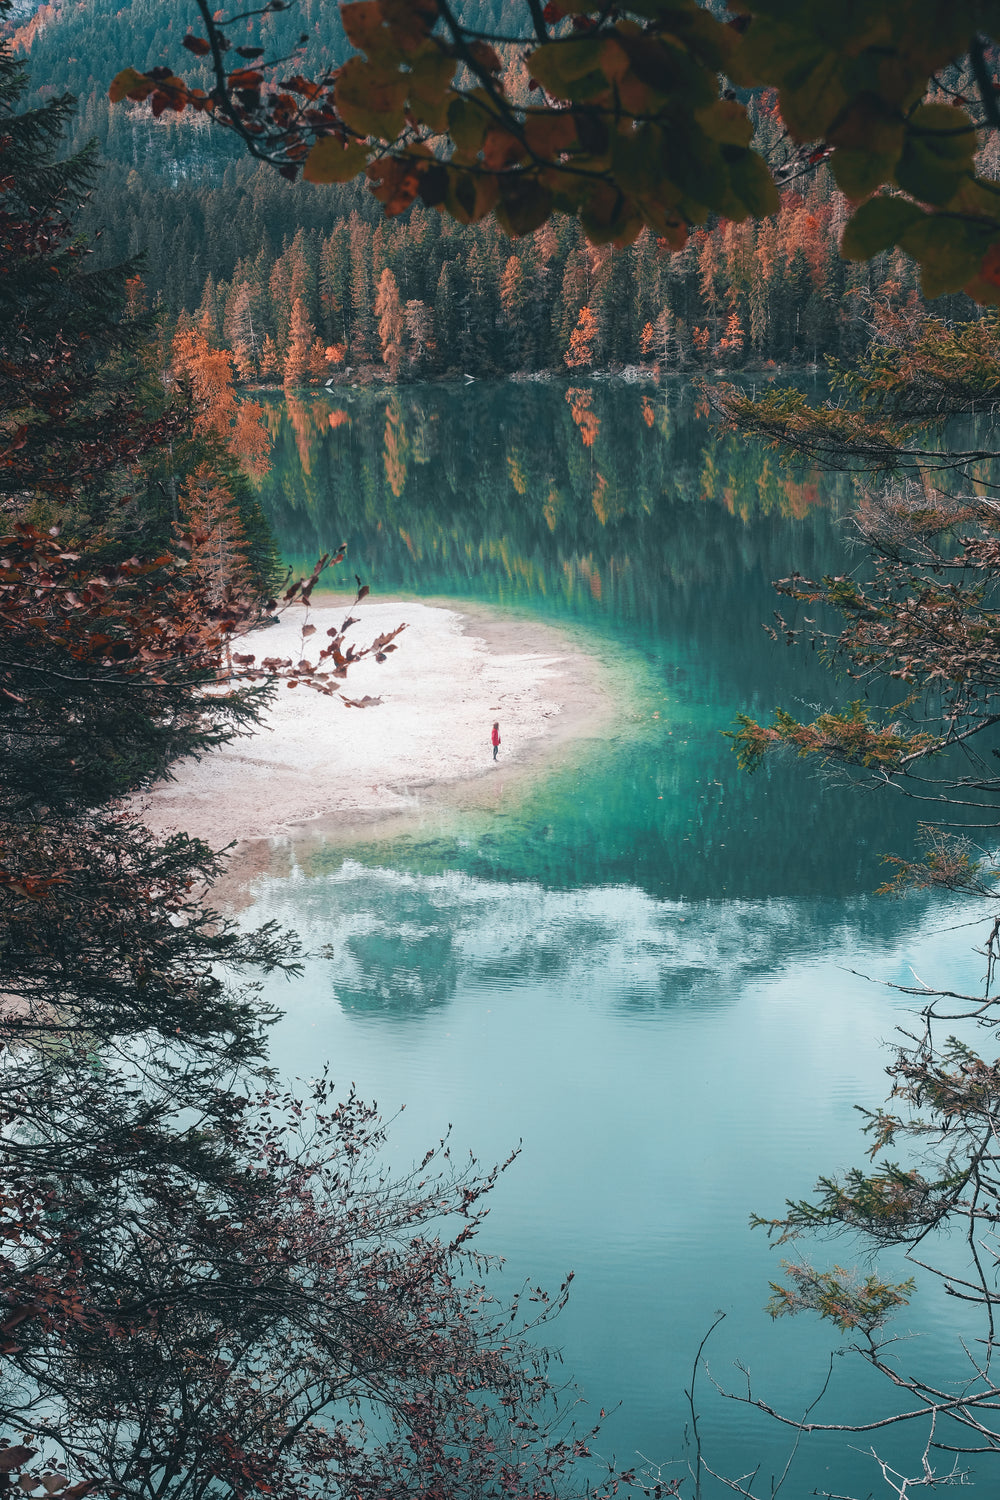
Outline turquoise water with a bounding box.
[245,380,989,1495]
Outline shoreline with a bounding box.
[136,596,617,889]
[250,361,819,395]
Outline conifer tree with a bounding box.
[283,295,315,387]
[259,333,280,381]
[499,254,526,365]
[564,306,598,369]
[404,299,435,374]
[348,211,375,360]
[434,260,460,373]
[554,248,588,356]
[319,222,351,346]
[0,49,156,514]
[374,266,405,381]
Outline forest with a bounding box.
[8,0,992,381]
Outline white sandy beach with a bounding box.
[137,597,614,852]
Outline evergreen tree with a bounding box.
[434,259,461,373]
[348,210,375,360]
[404,298,435,373]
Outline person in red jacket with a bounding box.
[491,721,501,761]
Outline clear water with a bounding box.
[245,379,991,1496]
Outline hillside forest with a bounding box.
[10,0,996,385]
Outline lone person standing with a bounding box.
[491,721,501,761]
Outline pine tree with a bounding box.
[434,260,460,373]
[718,308,745,362]
[0,47,150,512]
[697,232,720,344]
[499,254,526,366]
[319,223,351,346]
[405,299,435,374]
[224,280,262,368]
[287,225,318,324]
[594,247,635,365]
[348,211,375,361]
[268,249,294,352]
[283,296,315,387]
[195,273,221,341]
[259,333,281,381]
[564,306,598,369]
[553,248,588,355]
[374,266,405,380]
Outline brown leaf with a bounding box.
[0,1450,38,1473]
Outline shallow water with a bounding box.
[246,379,993,1495]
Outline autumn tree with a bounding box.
[282,294,314,387]
[709,308,1000,1485]
[374,264,405,379]
[642,308,679,368]
[564,304,598,370]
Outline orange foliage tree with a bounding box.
[564,305,598,370]
[374,265,405,380]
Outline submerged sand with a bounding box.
[137,597,615,853]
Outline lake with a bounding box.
[244,378,988,1497]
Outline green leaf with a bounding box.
[526,40,605,100]
[841,195,925,259]
[695,99,754,147]
[611,124,663,198]
[830,148,899,201]
[407,49,455,133]
[661,126,727,208]
[495,176,554,237]
[898,213,997,298]
[303,136,369,184]
[895,103,976,206]
[739,24,848,139]
[334,57,408,140]
[725,148,780,219]
[443,168,500,225]
[447,94,493,159]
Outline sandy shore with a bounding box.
[137,597,615,856]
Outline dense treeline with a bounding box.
[10,1,985,381]
[80,131,988,379]
[169,176,916,382]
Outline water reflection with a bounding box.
[261,860,939,1027]
[258,380,853,637]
